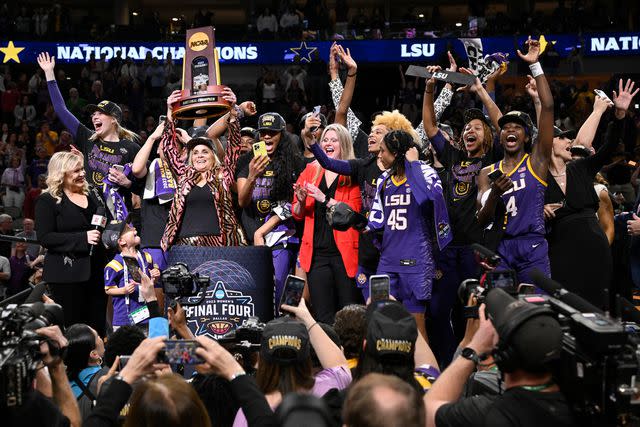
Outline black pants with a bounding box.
[49,271,107,336]
[307,253,363,324]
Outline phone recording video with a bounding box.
[252,140,268,158]
[160,340,203,365]
[484,270,518,294]
[369,274,391,302]
[280,275,305,313]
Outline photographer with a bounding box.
[424,290,574,427]
[6,325,81,427]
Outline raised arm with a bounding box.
[37,52,81,137]
[523,39,555,178]
[303,114,354,176]
[422,66,441,141]
[333,44,358,128]
[574,95,613,149]
[223,105,246,188]
[132,123,164,178]
[416,52,456,144]
[161,90,188,176]
[328,44,362,142]
[524,75,542,128]
[459,67,503,132]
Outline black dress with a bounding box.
[545,118,623,308]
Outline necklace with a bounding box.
[550,171,566,177]
[521,382,555,392]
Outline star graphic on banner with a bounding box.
[289,41,317,62]
[0,41,25,63]
[538,35,556,55]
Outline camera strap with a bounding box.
[74,373,97,405]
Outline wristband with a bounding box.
[347,72,357,77]
[308,322,319,332]
[528,62,543,78]
[229,370,246,381]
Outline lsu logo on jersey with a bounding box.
[454,181,470,197]
[502,177,526,196]
[385,194,411,206]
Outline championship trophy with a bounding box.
[172,26,231,120]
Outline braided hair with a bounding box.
[270,132,302,202]
[382,130,418,177]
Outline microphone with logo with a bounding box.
[89,206,107,256]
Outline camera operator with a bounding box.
[424,290,575,427]
[6,325,81,427]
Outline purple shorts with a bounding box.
[377,271,428,313]
[496,236,550,285]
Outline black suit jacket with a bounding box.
[35,191,105,284]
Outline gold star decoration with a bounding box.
[0,41,25,63]
[538,35,556,55]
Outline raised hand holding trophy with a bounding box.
[172,26,231,120]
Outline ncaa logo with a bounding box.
[189,32,210,52]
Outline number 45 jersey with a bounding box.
[490,154,547,238]
[368,160,452,275]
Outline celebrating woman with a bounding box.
[293,118,363,323]
[236,112,305,311]
[160,90,246,249]
[367,130,451,339]
[545,83,637,307]
[35,151,107,335]
[37,52,139,202]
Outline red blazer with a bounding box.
[292,162,361,277]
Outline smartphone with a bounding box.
[628,161,637,168]
[369,274,391,302]
[312,105,321,116]
[112,164,125,173]
[123,256,141,282]
[484,270,518,294]
[280,274,305,311]
[118,355,131,370]
[159,115,167,123]
[160,340,203,365]
[594,89,612,103]
[252,140,268,158]
[488,169,503,181]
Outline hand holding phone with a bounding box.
[594,89,612,104]
[112,164,125,173]
[369,274,390,302]
[488,169,503,181]
[279,275,306,314]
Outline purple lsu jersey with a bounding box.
[371,175,433,274]
[490,154,547,237]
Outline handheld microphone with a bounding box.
[530,270,603,314]
[89,206,107,256]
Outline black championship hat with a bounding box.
[365,300,418,362]
[553,126,577,139]
[463,108,492,128]
[102,218,129,250]
[86,100,123,122]
[498,111,535,136]
[258,113,286,132]
[260,316,310,364]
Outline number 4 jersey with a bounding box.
[489,154,547,238]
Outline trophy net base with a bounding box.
[172,86,232,120]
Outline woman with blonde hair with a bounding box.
[293,119,363,323]
[38,52,140,204]
[35,151,108,335]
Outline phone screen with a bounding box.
[161,340,203,365]
[123,256,141,282]
[485,270,517,293]
[313,105,321,116]
[280,275,305,310]
[118,355,131,370]
[370,275,390,302]
[112,164,125,172]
